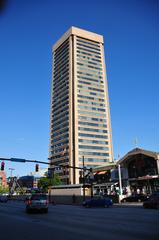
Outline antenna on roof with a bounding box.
[134,137,139,148]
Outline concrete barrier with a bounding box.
[49,194,119,205]
[7,194,119,205]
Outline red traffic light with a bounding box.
[1,161,5,171]
[35,164,39,172]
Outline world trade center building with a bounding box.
[49,27,113,184]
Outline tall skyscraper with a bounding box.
[49,27,113,184]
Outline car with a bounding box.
[25,193,49,213]
[121,194,148,203]
[0,194,8,203]
[143,192,159,209]
[83,196,113,208]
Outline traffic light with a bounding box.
[1,161,5,171]
[35,164,39,172]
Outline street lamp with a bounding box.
[118,164,123,203]
[9,168,15,178]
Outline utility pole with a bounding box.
[89,168,94,198]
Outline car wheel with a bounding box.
[156,204,159,209]
[104,204,109,208]
[86,204,91,208]
[26,208,31,214]
[44,208,48,213]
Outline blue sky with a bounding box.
[0,0,159,177]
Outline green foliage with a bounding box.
[38,173,61,192]
[52,173,62,185]
[0,186,9,194]
[16,187,26,195]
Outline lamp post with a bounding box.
[9,168,15,178]
[8,168,15,195]
[118,164,123,203]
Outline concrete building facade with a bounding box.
[49,27,113,184]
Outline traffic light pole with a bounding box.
[0,157,91,172]
[0,157,49,164]
[0,157,91,194]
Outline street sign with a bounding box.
[10,158,26,162]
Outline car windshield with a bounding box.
[31,194,47,200]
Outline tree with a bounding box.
[16,187,26,195]
[52,173,61,185]
[0,186,9,194]
[38,173,61,192]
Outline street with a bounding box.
[0,201,158,240]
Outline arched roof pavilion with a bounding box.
[118,148,159,164]
[118,148,159,180]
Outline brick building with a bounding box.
[0,171,7,187]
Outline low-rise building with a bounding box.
[0,171,7,187]
[118,148,159,194]
[92,148,159,196]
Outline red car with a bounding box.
[143,192,159,209]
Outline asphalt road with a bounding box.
[0,201,158,240]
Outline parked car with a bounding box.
[25,193,49,213]
[121,194,148,203]
[143,192,159,209]
[0,194,8,203]
[83,196,113,208]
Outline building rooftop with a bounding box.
[53,26,104,50]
